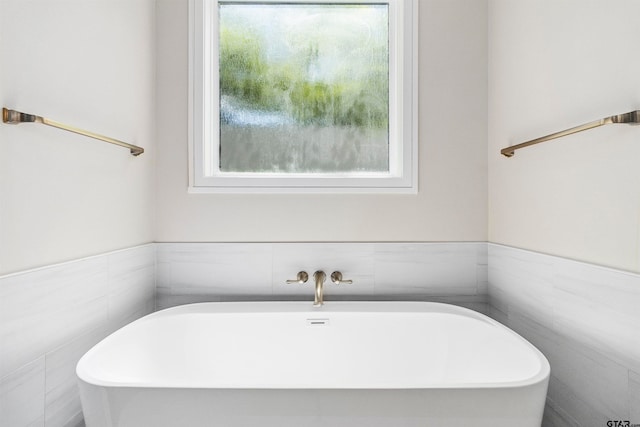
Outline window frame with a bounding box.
[189,0,418,193]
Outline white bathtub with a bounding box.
[77,302,549,427]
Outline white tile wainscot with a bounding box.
[156,242,488,311]
[488,243,640,427]
[156,243,273,309]
[630,371,640,423]
[6,241,638,427]
[1,241,486,427]
[0,245,155,427]
[0,358,45,427]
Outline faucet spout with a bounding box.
[312,271,326,306]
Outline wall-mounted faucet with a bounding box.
[312,271,326,306]
[285,270,352,306]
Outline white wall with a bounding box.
[155,0,488,243]
[488,0,640,272]
[488,2,640,425]
[0,0,156,275]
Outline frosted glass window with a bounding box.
[190,0,417,193]
[218,3,389,173]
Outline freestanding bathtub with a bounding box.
[76,301,549,427]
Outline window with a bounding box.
[190,0,417,193]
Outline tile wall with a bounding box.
[17,242,639,427]
[156,242,489,313]
[0,245,155,427]
[488,243,640,427]
[0,241,488,427]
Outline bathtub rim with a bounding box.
[76,301,550,390]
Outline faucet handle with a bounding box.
[286,271,309,284]
[330,271,353,285]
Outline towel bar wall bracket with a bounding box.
[501,110,640,158]
[2,107,144,156]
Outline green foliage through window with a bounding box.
[218,3,389,173]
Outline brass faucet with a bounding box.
[285,270,352,306]
[313,271,326,307]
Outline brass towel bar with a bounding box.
[501,110,640,158]
[2,107,144,156]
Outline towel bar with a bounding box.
[2,107,144,156]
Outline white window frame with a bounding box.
[189,0,418,193]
